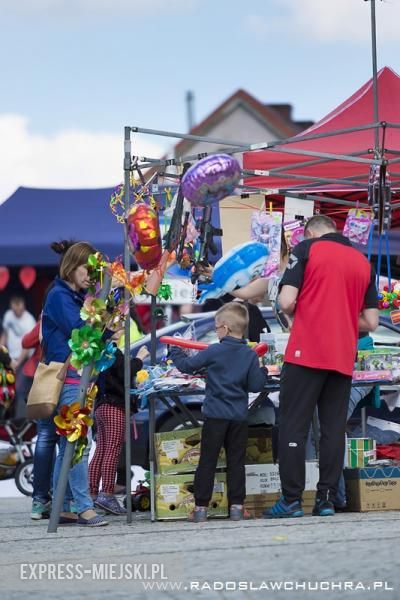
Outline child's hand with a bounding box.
[136,346,150,361]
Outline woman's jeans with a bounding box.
[33,414,73,504]
[52,384,93,514]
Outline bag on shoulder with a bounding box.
[26,359,69,420]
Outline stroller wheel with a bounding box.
[15,458,34,496]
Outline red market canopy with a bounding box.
[243,66,400,227]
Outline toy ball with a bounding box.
[127,203,162,271]
[181,154,241,207]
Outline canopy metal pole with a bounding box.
[131,126,248,148]
[124,126,133,524]
[369,0,380,153]
[47,272,111,534]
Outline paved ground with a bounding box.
[1,498,399,600]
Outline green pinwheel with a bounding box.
[68,326,105,369]
[80,296,107,327]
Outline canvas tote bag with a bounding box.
[26,359,70,420]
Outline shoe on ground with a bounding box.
[31,499,51,521]
[59,514,78,525]
[188,507,207,523]
[312,498,335,517]
[229,505,253,521]
[263,496,304,519]
[333,503,347,513]
[94,493,127,515]
[77,514,109,527]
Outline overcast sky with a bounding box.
[0,0,399,202]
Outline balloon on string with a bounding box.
[19,266,36,290]
[181,154,241,206]
[0,266,10,291]
[127,203,162,271]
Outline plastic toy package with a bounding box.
[250,211,282,277]
[357,348,400,382]
[342,209,373,246]
[283,219,304,250]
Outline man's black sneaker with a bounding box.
[312,498,335,517]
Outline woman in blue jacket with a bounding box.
[42,242,108,527]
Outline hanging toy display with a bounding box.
[283,219,304,250]
[127,203,162,270]
[342,208,373,246]
[198,241,269,303]
[378,281,400,311]
[181,154,241,207]
[251,211,282,277]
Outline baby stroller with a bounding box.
[0,346,36,495]
[0,419,36,495]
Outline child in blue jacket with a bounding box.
[170,302,268,522]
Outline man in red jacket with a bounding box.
[264,215,379,519]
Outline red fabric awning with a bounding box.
[243,67,400,227]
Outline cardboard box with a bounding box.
[245,491,316,518]
[156,426,275,473]
[346,438,376,468]
[345,466,400,512]
[155,428,226,474]
[246,427,274,465]
[155,473,228,520]
[245,461,319,495]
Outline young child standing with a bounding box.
[89,345,149,514]
[170,302,268,522]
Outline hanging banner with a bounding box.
[284,197,314,222]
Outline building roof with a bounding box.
[174,88,312,156]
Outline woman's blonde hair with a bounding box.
[215,302,249,336]
[59,241,96,282]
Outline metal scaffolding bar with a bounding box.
[369,0,380,152]
[130,126,249,148]
[243,170,369,189]
[123,127,133,525]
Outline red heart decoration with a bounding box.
[0,266,10,291]
[19,266,36,290]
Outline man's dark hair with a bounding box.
[304,215,337,236]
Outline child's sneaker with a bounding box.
[188,506,207,523]
[94,493,127,515]
[31,499,51,520]
[263,496,304,519]
[229,505,253,521]
[312,497,335,517]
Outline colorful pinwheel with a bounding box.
[68,326,105,369]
